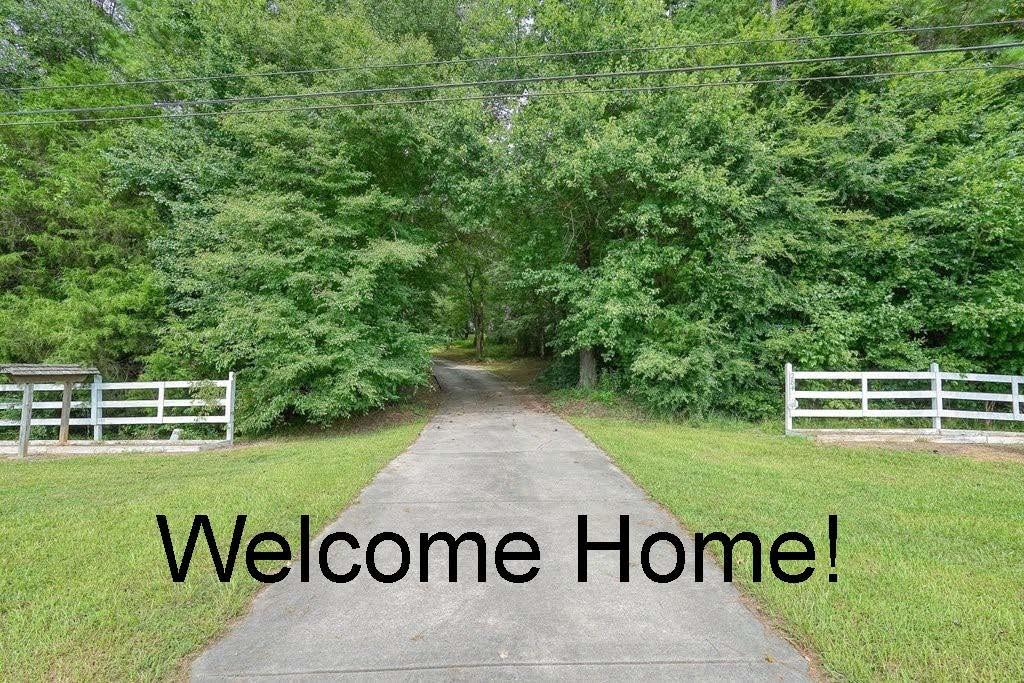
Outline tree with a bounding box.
[2,0,1022,429]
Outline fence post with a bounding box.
[58,381,73,445]
[91,374,103,441]
[157,382,166,422]
[1013,377,1020,421]
[861,377,869,417]
[931,362,942,433]
[225,371,236,445]
[784,363,794,434]
[17,383,33,458]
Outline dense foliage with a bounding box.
[1,0,1022,428]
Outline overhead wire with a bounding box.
[2,40,1021,118]
[1,62,1018,128]
[2,18,1021,94]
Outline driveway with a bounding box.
[192,360,811,680]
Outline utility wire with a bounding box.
[1,63,1017,128]
[3,18,1021,94]
[3,40,1021,117]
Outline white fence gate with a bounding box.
[785,363,1023,440]
[0,373,236,449]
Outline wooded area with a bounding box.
[1,0,1022,432]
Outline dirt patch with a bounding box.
[484,357,550,386]
[340,385,442,434]
[821,437,1024,464]
[514,388,554,413]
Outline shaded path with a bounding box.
[192,361,810,681]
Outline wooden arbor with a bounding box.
[0,364,98,458]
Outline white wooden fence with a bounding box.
[785,363,1023,436]
[0,373,236,444]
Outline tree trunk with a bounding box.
[575,237,595,387]
[473,307,484,360]
[578,347,597,388]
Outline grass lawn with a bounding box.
[0,421,425,680]
[569,417,1024,681]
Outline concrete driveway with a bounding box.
[192,361,811,681]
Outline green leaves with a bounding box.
[0,0,443,431]
[2,0,1022,428]
[483,0,1024,417]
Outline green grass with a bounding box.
[569,417,1024,681]
[0,422,425,680]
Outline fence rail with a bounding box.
[785,363,1023,435]
[0,373,236,448]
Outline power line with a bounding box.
[3,18,1021,94]
[1,63,1017,129]
[3,41,1021,118]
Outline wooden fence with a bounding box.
[0,373,236,445]
[785,363,1023,436]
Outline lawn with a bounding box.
[569,417,1024,681]
[0,421,425,680]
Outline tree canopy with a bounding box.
[1,0,1022,430]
